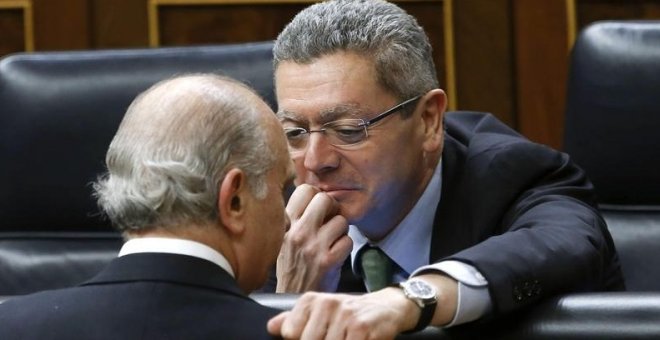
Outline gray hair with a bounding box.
[274,0,439,110]
[93,74,275,232]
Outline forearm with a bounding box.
[415,273,459,327]
[448,203,618,313]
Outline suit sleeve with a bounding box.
[444,140,624,315]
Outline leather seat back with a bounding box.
[0,41,275,294]
[563,21,660,291]
[0,42,275,232]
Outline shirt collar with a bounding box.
[350,159,443,278]
[118,237,235,278]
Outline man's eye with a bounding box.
[284,128,307,139]
[331,125,365,144]
[334,126,363,137]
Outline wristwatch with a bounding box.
[398,278,438,333]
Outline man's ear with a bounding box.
[420,89,447,152]
[218,168,248,235]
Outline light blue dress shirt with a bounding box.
[348,160,491,326]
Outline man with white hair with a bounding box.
[0,74,294,339]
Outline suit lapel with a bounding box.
[430,133,471,262]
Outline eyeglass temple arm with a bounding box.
[363,95,422,127]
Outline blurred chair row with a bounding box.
[1,21,659,338]
[0,41,276,294]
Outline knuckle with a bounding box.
[314,191,333,206]
[338,302,356,318]
[318,295,338,309]
[319,256,334,269]
[327,214,348,228]
[301,245,317,259]
[285,206,297,219]
[347,317,370,334]
[288,232,306,247]
[300,291,318,303]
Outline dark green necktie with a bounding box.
[359,246,393,292]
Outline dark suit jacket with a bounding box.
[0,253,282,339]
[264,111,624,318]
[334,112,625,315]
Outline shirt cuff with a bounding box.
[411,260,492,327]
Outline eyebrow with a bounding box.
[276,110,304,122]
[277,103,366,125]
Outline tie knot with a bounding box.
[358,245,393,292]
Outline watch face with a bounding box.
[408,279,436,299]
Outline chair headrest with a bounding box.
[563,21,660,207]
[0,41,275,231]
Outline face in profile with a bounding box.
[240,105,293,291]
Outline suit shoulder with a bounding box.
[444,111,558,156]
[444,111,522,142]
[443,111,570,179]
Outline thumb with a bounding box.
[267,311,289,335]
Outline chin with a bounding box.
[338,203,368,225]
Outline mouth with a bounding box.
[318,185,358,199]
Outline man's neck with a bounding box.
[124,223,236,273]
[357,154,440,241]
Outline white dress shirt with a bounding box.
[119,237,235,278]
[349,160,492,326]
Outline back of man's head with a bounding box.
[94,74,275,233]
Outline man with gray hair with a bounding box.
[266,0,624,338]
[0,74,293,339]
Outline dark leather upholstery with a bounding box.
[604,210,660,291]
[0,232,122,294]
[0,41,276,232]
[563,21,660,291]
[0,41,275,294]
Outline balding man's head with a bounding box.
[94,74,278,233]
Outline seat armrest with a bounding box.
[252,292,660,339]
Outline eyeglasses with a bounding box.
[283,95,422,151]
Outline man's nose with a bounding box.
[301,132,340,174]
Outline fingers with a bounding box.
[299,299,332,340]
[287,184,321,219]
[266,311,287,335]
[287,184,339,224]
[276,293,340,340]
[306,192,340,222]
[318,215,352,264]
[276,293,316,339]
[276,184,349,292]
[285,185,349,265]
[286,184,317,219]
[268,292,403,340]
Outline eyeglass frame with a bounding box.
[282,94,423,149]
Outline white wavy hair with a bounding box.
[93,74,275,232]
